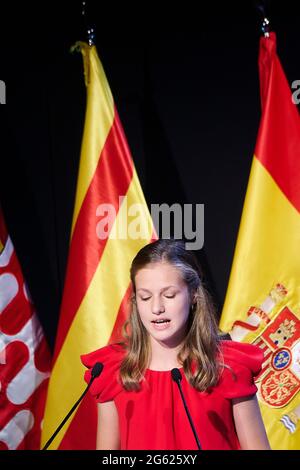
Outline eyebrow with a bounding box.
[137,286,177,293]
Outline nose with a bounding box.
[151,296,165,315]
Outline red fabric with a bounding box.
[81,341,263,450]
[255,32,300,213]
[0,209,51,450]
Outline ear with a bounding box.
[191,292,197,305]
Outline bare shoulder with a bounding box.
[96,401,120,450]
[232,395,271,450]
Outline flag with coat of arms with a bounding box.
[219,32,300,449]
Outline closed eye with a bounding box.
[141,297,151,301]
[164,294,175,298]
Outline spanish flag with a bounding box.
[41,42,156,449]
[219,32,300,449]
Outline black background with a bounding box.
[1,0,299,351]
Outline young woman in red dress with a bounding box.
[82,239,270,450]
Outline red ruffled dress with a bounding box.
[81,340,263,450]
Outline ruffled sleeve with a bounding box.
[216,340,264,399]
[81,343,125,403]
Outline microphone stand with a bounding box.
[171,368,201,450]
[42,362,103,450]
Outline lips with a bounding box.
[151,319,171,330]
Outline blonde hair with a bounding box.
[118,239,223,391]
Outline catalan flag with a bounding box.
[219,32,300,449]
[41,42,156,449]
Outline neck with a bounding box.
[149,337,184,370]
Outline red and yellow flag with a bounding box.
[219,32,300,449]
[41,42,156,449]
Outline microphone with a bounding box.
[171,368,201,450]
[42,362,103,450]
